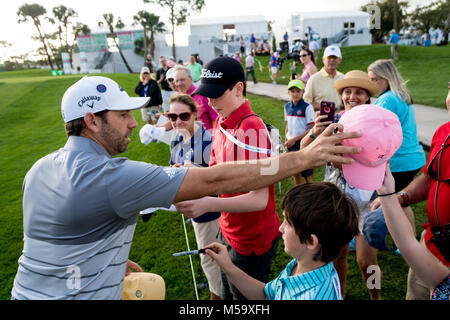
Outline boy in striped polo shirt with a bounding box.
[284,79,315,184]
[206,182,359,300]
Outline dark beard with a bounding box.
[99,122,128,155]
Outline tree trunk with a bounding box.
[171,18,176,60]
[150,31,155,60]
[34,19,54,69]
[393,0,398,31]
[143,26,149,59]
[113,37,133,73]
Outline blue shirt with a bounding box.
[170,124,220,223]
[270,55,277,67]
[264,260,342,300]
[374,90,426,172]
[390,32,399,44]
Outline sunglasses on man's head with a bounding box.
[167,112,192,121]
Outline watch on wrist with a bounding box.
[309,128,317,139]
[398,191,410,207]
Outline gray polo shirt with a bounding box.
[11,136,187,299]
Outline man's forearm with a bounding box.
[173,124,361,203]
[174,151,306,203]
[401,173,430,206]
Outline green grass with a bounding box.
[250,44,450,108]
[0,65,430,300]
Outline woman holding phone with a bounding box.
[301,70,383,300]
[167,94,223,300]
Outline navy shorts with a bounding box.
[288,140,314,177]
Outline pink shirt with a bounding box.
[188,84,218,130]
[300,61,317,84]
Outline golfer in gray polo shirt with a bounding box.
[11,71,362,300]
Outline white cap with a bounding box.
[165,67,175,80]
[323,45,342,58]
[61,76,150,123]
[141,66,150,73]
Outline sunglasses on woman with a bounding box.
[167,112,192,121]
[300,54,309,57]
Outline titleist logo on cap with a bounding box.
[201,69,223,79]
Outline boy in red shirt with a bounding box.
[175,57,281,300]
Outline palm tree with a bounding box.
[143,0,205,60]
[17,3,54,69]
[133,11,166,59]
[98,13,133,73]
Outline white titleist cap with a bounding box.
[61,76,150,123]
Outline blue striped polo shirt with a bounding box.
[264,259,342,300]
[284,99,315,140]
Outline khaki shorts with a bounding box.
[141,106,159,122]
[192,218,223,296]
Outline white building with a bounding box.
[189,15,269,42]
[274,10,372,47]
[188,14,270,57]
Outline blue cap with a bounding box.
[362,207,397,252]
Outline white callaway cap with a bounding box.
[61,76,150,123]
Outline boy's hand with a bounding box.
[284,138,296,149]
[377,164,396,196]
[174,197,211,218]
[205,242,233,272]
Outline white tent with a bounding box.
[275,10,372,47]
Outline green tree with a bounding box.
[48,6,78,50]
[98,13,133,73]
[361,0,409,42]
[17,3,54,69]
[133,10,166,60]
[143,0,205,59]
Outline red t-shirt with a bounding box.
[422,121,450,267]
[209,100,281,256]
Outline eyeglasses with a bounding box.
[167,112,192,121]
[300,54,309,57]
[325,56,339,60]
[427,133,450,182]
[168,78,174,82]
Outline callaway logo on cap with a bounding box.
[192,56,245,98]
[61,76,150,123]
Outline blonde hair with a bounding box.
[368,59,412,105]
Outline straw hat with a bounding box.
[122,272,165,300]
[334,70,380,97]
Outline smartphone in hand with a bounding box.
[320,101,336,124]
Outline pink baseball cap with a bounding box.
[338,104,403,190]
